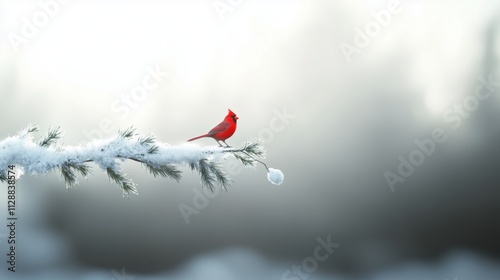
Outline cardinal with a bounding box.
[187,109,238,147]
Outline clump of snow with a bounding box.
[0,135,65,175]
[267,168,284,185]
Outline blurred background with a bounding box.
[1,0,500,279]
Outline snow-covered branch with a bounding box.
[0,125,284,196]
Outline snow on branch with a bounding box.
[0,124,283,196]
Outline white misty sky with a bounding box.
[1,0,304,146]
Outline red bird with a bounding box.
[187,109,238,147]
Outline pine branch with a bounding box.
[233,152,255,167]
[118,127,136,139]
[138,134,155,145]
[60,162,91,188]
[106,167,137,196]
[60,164,77,188]
[18,123,39,139]
[222,141,266,168]
[206,160,231,190]
[0,124,283,195]
[148,145,159,154]
[38,126,62,147]
[191,159,231,192]
[143,162,182,181]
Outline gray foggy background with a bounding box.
[1,0,500,279]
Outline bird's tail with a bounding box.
[187,134,209,142]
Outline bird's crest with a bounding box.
[228,109,238,120]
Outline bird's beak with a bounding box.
[235,116,239,120]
